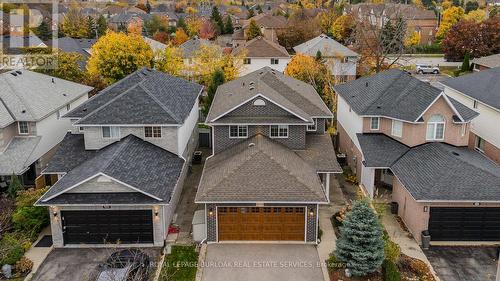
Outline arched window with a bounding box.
[253,98,266,106]
[426,114,445,140]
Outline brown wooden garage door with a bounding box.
[218,207,305,241]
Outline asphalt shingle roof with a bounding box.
[38,134,185,203]
[0,136,41,175]
[232,36,289,58]
[356,134,409,167]
[293,34,359,58]
[471,54,500,69]
[179,37,217,58]
[441,67,500,110]
[195,134,328,203]
[38,192,161,205]
[243,13,287,29]
[67,68,203,125]
[295,134,343,173]
[42,133,97,174]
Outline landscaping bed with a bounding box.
[159,245,199,281]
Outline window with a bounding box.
[370,117,380,130]
[18,121,29,134]
[229,125,248,138]
[253,99,266,106]
[473,100,478,109]
[102,126,120,139]
[391,120,402,137]
[270,58,279,65]
[145,126,162,138]
[475,136,485,152]
[243,58,251,64]
[79,126,84,132]
[426,114,445,140]
[270,125,288,138]
[307,118,317,131]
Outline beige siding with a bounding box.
[67,175,134,193]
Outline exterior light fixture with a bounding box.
[208,208,214,216]
[53,211,58,217]
[423,206,428,212]
[154,210,159,217]
[309,208,315,217]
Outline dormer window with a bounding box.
[253,99,266,106]
[426,114,445,141]
[18,121,29,134]
[307,118,317,131]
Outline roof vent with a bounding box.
[63,93,67,96]
[52,78,55,83]
[376,106,381,109]
[365,81,369,87]
[82,108,87,112]
[249,81,255,85]
[248,143,255,147]
[249,86,255,90]
[21,109,26,113]
[15,70,22,75]
[10,72,17,77]
[452,151,460,156]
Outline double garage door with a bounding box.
[429,207,500,241]
[61,210,154,245]
[218,207,305,241]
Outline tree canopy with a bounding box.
[245,19,263,40]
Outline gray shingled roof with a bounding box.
[54,37,96,69]
[441,67,500,110]
[232,36,289,58]
[179,37,217,58]
[38,134,185,203]
[0,136,41,175]
[471,54,500,69]
[37,192,161,205]
[42,133,97,174]
[293,34,359,58]
[195,134,328,203]
[356,134,409,167]
[391,143,500,201]
[67,68,203,125]
[206,67,333,123]
[0,70,92,128]
[334,69,478,122]
[295,134,343,173]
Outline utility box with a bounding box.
[192,209,206,243]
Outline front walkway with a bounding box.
[23,226,52,281]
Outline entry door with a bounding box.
[61,210,154,245]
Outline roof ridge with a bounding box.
[139,82,181,123]
[101,135,133,173]
[1,74,36,120]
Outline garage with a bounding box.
[217,207,305,241]
[61,210,154,245]
[429,207,500,241]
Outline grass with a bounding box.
[159,245,199,281]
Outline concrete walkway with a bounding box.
[24,226,53,281]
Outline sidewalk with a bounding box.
[24,226,53,281]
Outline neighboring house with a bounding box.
[0,70,92,188]
[6,9,43,36]
[2,35,47,50]
[36,68,203,248]
[108,12,151,31]
[240,13,287,43]
[54,37,97,69]
[344,3,438,45]
[195,67,342,243]
[335,69,500,244]
[293,34,359,83]
[143,36,168,53]
[179,37,221,76]
[441,67,500,164]
[471,53,500,71]
[232,36,290,76]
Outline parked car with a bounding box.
[416,64,440,74]
[95,249,150,281]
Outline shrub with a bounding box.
[0,233,30,266]
[326,253,344,270]
[14,256,33,274]
[384,239,401,263]
[382,259,401,281]
[7,174,22,198]
[12,188,50,239]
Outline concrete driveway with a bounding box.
[202,244,324,281]
[32,248,161,281]
[424,247,498,281]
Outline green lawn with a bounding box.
[159,245,199,281]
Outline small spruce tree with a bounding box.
[203,69,225,115]
[225,16,234,34]
[335,199,385,276]
[87,16,96,39]
[461,52,470,72]
[7,174,22,198]
[35,20,51,41]
[245,19,262,40]
[96,15,107,38]
[315,50,322,61]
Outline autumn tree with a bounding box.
[33,20,51,41]
[186,17,203,36]
[173,28,189,45]
[153,31,169,43]
[144,15,169,36]
[96,15,108,38]
[404,31,421,48]
[87,31,154,83]
[318,10,339,36]
[436,6,464,43]
[86,16,96,38]
[464,9,485,22]
[277,9,321,49]
[37,52,85,83]
[155,46,184,76]
[331,14,355,44]
[225,16,234,34]
[199,20,216,39]
[127,19,143,35]
[245,19,262,40]
[61,3,88,38]
[190,44,225,85]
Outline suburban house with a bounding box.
[441,67,500,164]
[241,13,287,43]
[232,36,290,76]
[55,37,97,69]
[471,53,500,71]
[195,67,342,243]
[35,68,203,247]
[293,34,359,83]
[335,69,500,244]
[0,70,92,188]
[179,37,221,77]
[344,3,438,45]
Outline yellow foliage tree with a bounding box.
[155,46,184,76]
[436,6,465,42]
[331,15,354,43]
[464,9,486,22]
[221,50,247,81]
[318,10,339,35]
[186,6,198,14]
[186,17,203,36]
[190,44,224,85]
[173,29,189,46]
[404,31,421,48]
[61,3,88,38]
[87,31,154,84]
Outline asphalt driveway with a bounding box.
[424,247,499,281]
[202,244,324,281]
[32,248,161,281]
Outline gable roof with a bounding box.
[38,134,185,204]
[53,37,97,69]
[143,36,168,52]
[195,134,328,203]
[179,37,217,58]
[42,133,97,174]
[334,69,478,122]
[232,36,289,58]
[357,133,409,167]
[243,13,287,29]
[0,70,92,128]
[67,68,203,125]
[471,54,500,69]
[441,67,500,111]
[0,136,41,175]
[293,34,359,58]
[206,67,332,123]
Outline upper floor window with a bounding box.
[307,119,317,131]
[474,136,485,152]
[145,126,161,138]
[270,58,279,65]
[370,117,380,130]
[243,58,251,65]
[391,120,402,138]
[426,114,445,141]
[253,99,266,106]
[18,121,29,134]
[270,125,288,138]
[102,126,120,139]
[229,125,248,138]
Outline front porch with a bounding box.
[360,167,395,202]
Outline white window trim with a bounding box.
[102,126,120,139]
[306,118,317,132]
[144,126,162,138]
[474,136,485,152]
[270,58,279,65]
[18,121,29,135]
[229,125,248,139]
[426,120,445,141]
[79,126,85,133]
[391,120,402,138]
[269,125,289,138]
[370,117,380,130]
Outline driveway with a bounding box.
[424,247,498,281]
[32,248,161,281]
[202,244,324,281]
